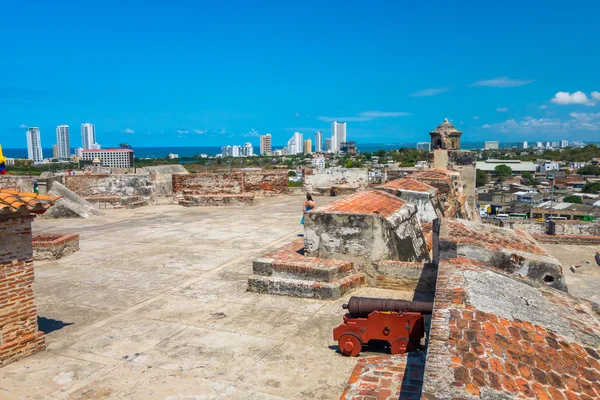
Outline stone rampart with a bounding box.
[500,220,548,235]
[64,175,154,199]
[0,176,36,192]
[173,171,287,196]
[549,220,600,236]
[303,168,368,191]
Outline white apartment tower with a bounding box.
[331,121,346,152]
[560,140,569,148]
[56,125,70,159]
[243,142,254,157]
[260,133,272,155]
[26,127,43,163]
[315,131,323,152]
[81,123,96,150]
[287,132,303,155]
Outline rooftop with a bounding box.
[378,178,436,193]
[411,170,453,182]
[82,149,134,153]
[312,190,407,218]
[0,189,60,216]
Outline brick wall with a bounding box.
[549,220,600,236]
[64,175,154,198]
[0,214,45,367]
[0,176,35,192]
[173,171,287,196]
[500,220,548,235]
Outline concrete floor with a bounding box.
[0,196,415,400]
[541,243,600,304]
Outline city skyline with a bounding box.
[1,2,599,148]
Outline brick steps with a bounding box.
[247,273,366,300]
[253,257,354,282]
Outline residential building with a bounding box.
[75,148,83,158]
[315,131,323,152]
[26,127,43,163]
[221,145,232,157]
[518,141,528,149]
[551,141,559,148]
[484,141,499,150]
[81,149,134,168]
[259,134,272,155]
[325,138,332,152]
[331,121,346,152]
[537,141,543,148]
[304,139,312,154]
[52,145,58,159]
[168,153,179,159]
[416,142,431,151]
[545,142,551,149]
[81,123,96,150]
[539,161,559,172]
[91,143,101,150]
[560,140,569,148]
[340,141,357,154]
[311,157,325,169]
[243,142,254,157]
[56,125,70,159]
[287,132,303,155]
[232,145,242,157]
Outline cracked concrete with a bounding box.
[0,196,416,400]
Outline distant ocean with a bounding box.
[0,142,540,159]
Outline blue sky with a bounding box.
[1,1,599,148]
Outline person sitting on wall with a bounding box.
[301,193,316,225]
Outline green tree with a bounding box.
[494,164,513,181]
[562,195,582,204]
[288,170,297,177]
[522,172,533,181]
[582,182,600,194]
[577,165,600,176]
[476,169,488,187]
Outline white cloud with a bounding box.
[19,123,27,129]
[177,129,189,134]
[481,124,492,128]
[471,76,535,88]
[460,121,464,125]
[293,112,300,118]
[409,87,450,97]
[316,110,411,122]
[496,107,508,112]
[472,116,479,120]
[540,105,548,109]
[123,128,134,134]
[551,91,595,106]
[484,113,600,134]
[193,129,206,134]
[243,128,260,137]
[569,112,600,122]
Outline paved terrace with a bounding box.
[0,196,416,400]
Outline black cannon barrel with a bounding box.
[342,296,433,317]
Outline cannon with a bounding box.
[333,296,433,357]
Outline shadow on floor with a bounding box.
[38,316,73,335]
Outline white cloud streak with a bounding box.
[316,110,411,122]
[551,91,596,106]
[123,128,134,134]
[496,107,508,112]
[19,123,26,128]
[484,114,600,134]
[471,76,535,88]
[409,87,450,97]
[481,124,492,128]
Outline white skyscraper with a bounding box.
[232,145,242,157]
[315,131,323,152]
[560,140,569,148]
[331,121,346,152]
[287,132,303,155]
[26,127,43,163]
[243,142,254,156]
[325,138,332,152]
[519,141,528,149]
[260,133,272,155]
[81,123,96,150]
[56,125,70,159]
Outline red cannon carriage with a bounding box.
[333,296,433,356]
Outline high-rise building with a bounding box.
[536,141,543,148]
[560,140,569,148]
[232,145,242,157]
[484,141,499,150]
[518,141,528,149]
[81,123,96,150]
[287,132,303,155]
[315,131,323,152]
[304,139,312,154]
[221,145,232,157]
[26,127,43,163]
[416,142,431,151]
[325,138,332,152]
[56,125,70,159]
[259,134,272,155]
[545,142,551,149]
[52,145,58,159]
[81,149,134,168]
[243,142,254,157]
[331,121,346,152]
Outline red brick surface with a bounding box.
[173,171,288,196]
[31,234,80,248]
[380,178,435,193]
[265,239,354,274]
[421,257,600,399]
[313,190,406,218]
[340,353,426,400]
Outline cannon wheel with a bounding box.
[391,338,410,355]
[338,333,362,357]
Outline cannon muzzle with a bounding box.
[342,296,433,317]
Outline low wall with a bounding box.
[32,234,80,260]
[500,220,548,235]
[144,165,189,196]
[549,220,600,236]
[533,234,600,245]
[173,171,287,196]
[0,176,36,192]
[64,175,154,199]
[303,168,368,191]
